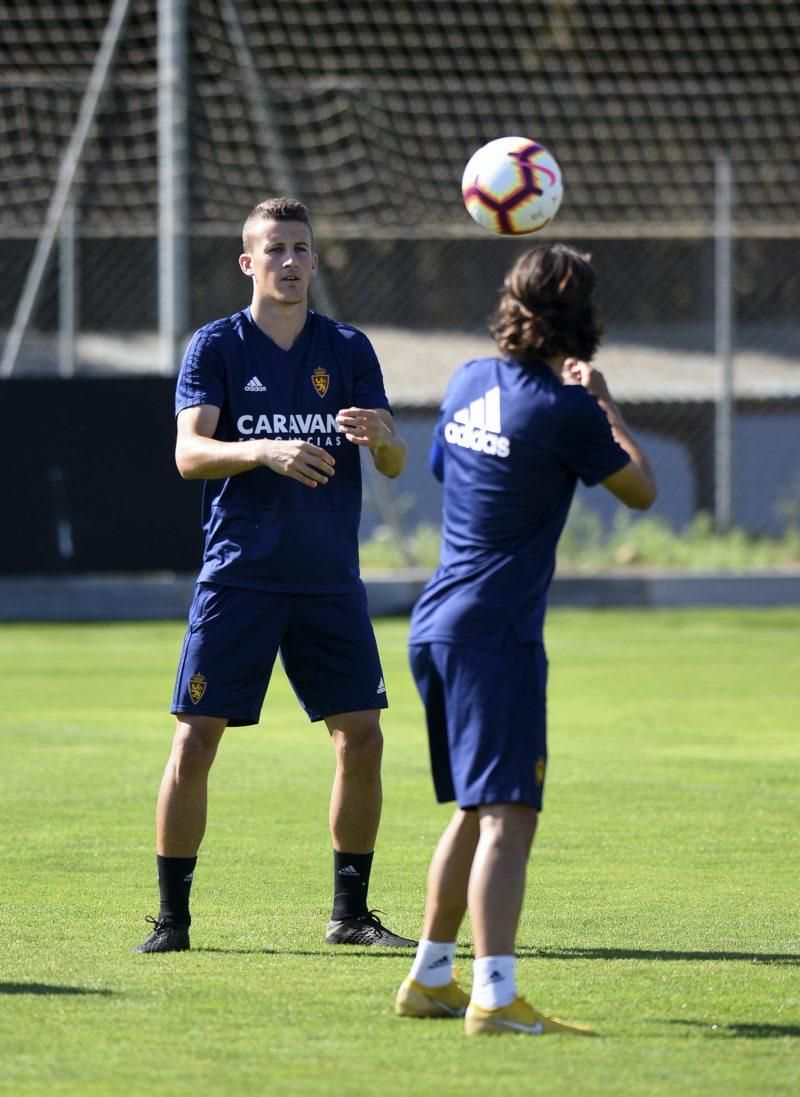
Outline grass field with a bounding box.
[1,609,798,1096]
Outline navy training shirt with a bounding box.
[409,355,630,649]
[175,308,391,592]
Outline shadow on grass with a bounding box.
[194,947,413,957]
[666,1019,800,1039]
[517,946,800,966]
[0,983,114,996]
[194,944,797,964]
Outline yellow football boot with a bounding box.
[395,977,470,1019]
[464,995,595,1036]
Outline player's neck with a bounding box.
[544,354,566,379]
[249,296,309,351]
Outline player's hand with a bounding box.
[336,407,393,451]
[255,438,335,488]
[562,358,612,402]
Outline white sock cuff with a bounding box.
[408,938,457,987]
[471,954,517,1009]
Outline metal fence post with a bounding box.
[58,194,77,378]
[158,0,189,375]
[714,155,735,531]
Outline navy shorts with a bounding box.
[172,583,388,727]
[409,639,548,810]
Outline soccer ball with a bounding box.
[461,136,563,235]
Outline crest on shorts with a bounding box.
[189,673,207,704]
[535,758,546,786]
[311,367,329,398]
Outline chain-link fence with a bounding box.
[1,1,799,569]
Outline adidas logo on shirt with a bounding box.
[244,376,267,392]
[444,386,510,458]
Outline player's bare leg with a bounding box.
[134,715,227,954]
[324,710,416,947]
[395,809,478,1018]
[461,803,591,1035]
[326,709,383,853]
[462,804,536,1020]
[468,804,538,956]
[157,715,228,855]
[422,808,479,942]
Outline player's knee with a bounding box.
[479,804,538,850]
[333,722,383,773]
[169,723,221,781]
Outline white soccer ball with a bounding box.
[461,136,563,235]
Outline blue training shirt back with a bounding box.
[410,356,630,649]
[175,308,390,592]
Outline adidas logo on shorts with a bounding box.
[444,386,510,458]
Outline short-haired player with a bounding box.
[134,197,415,953]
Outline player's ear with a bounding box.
[239,252,253,277]
[310,251,319,275]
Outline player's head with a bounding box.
[491,243,604,364]
[239,197,317,304]
[242,197,312,253]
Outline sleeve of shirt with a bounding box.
[428,363,468,483]
[554,389,631,486]
[352,333,391,411]
[429,435,444,482]
[175,328,226,415]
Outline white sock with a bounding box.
[471,955,517,1009]
[408,939,457,987]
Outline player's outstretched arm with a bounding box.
[335,407,407,479]
[176,405,335,487]
[562,359,657,511]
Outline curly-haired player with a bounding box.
[395,243,656,1035]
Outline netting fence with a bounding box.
[1,0,799,567]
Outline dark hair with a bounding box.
[490,243,604,363]
[242,197,312,251]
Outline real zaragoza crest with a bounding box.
[311,367,329,398]
[189,673,207,704]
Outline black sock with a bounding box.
[156,854,197,927]
[331,850,374,920]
